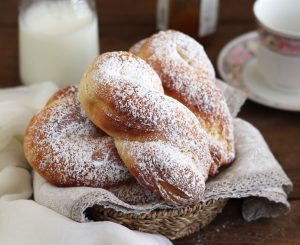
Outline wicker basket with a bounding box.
[86,198,228,240]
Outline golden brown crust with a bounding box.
[79,51,212,206]
[78,52,165,141]
[24,88,132,188]
[130,30,235,175]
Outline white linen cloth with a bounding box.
[0,82,58,202]
[0,200,170,245]
[0,82,171,245]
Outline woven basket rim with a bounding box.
[86,198,228,240]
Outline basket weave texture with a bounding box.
[86,198,228,240]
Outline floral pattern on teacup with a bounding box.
[259,29,300,56]
[222,38,258,87]
[219,31,300,111]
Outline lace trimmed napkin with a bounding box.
[33,80,292,222]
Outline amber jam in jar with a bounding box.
[157,0,219,42]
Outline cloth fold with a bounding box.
[0,200,171,245]
[0,82,58,203]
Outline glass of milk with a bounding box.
[19,0,99,87]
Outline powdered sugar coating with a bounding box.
[109,180,161,205]
[47,84,78,105]
[129,38,147,56]
[80,51,212,205]
[139,30,215,84]
[24,94,132,188]
[132,30,235,174]
[92,51,164,94]
[115,140,208,204]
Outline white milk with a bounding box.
[19,0,99,86]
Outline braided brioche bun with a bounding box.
[24,86,131,188]
[130,30,235,175]
[79,51,212,205]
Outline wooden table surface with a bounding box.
[0,0,299,244]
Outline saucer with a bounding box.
[217,31,300,111]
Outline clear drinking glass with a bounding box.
[19,0,100,87]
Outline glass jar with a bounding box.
[19,0,100,87]
[157,0,219,42]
